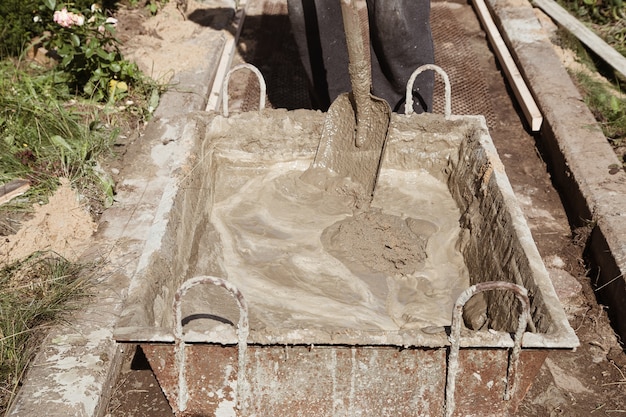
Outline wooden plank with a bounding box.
[533,0,626,79]
[472,0,544,131]
[0,179,30,206]
[206,0,249,112]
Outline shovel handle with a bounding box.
[341,0,372,146]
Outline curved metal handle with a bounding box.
[222,63,267,117]
[445,281,531,417]
[173,276,249,413]
[405,64,451,118]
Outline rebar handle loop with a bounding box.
[222,63,267,117]
[405,64,451,119]
[445,281,531,417]
[173,276,249,413]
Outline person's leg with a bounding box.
[288,0,434,113]
[287,0,351,110]
[367,0,434,113]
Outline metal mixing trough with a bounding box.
[114,79,578,415]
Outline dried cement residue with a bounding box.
[0,178,97,266]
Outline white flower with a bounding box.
[53,8,73,28]
[73,14,85,26]
[53,8,85,28]
[99,17,118,33]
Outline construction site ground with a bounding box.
[5,0,626,416]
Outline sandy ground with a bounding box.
[0,178,97,266]
[116,0,229,83]
[1,0,214,268]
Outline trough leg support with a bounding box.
[444,281,531,417]
[173,276,249,414]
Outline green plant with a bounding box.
[0,1,40,59]
[0,251,90,414]
[560,0,626,53]
[563,0,625,23]
[35,0,145,102]
[573,70,626,140]
[146,0,169,15]
[0,0,111,59]
[0,60,116,209]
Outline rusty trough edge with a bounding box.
[135,271,570,416]
[139,280,551,417]
[139,342,552,417]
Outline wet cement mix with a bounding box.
[211,159,468,331]
[323,209,429,276]
[104,0,626,416]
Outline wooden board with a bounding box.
[206,0,249,112]
[533,0,626,79]
[472,0,544,131]
[0,179,30,206]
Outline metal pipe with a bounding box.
[405,64,451,118]
[222,63,267,117]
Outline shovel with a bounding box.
[301,0,391,205]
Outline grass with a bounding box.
[0,58,117,212]
[0,10,163,412]
[0,251,91,414]
[560,35,626,169]
[574,70,626,143]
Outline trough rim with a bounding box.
[112,111,579,351]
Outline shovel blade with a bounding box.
[302,92,390,203]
